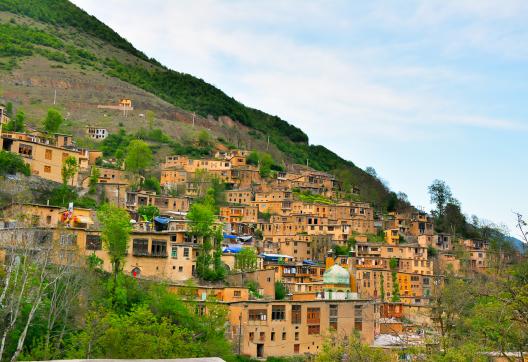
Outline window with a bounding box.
[183,248,190,257]
[282,332,286,340]
[295,332,299,341]
[259,332,265,341]
[45,149,52,160]
[133,239,149,256]
[271,332,275,341]
[171,244,178,258]
[354,305,363,331]
[18,144,32,157]
[151,240,167,257]
[46,215,52,224]
[60,233,77,246]
[178,266,183,272]
[249,332,254,341]
[291,305,301,324]
[329,304,338,330]
[234,290,241,297]
[249,309,267,321]
[86,234,102,250]
[307,308,320,324]
[271,305,285,320]
[44,166,51,173]
[308,325,320,335]
[294,344,300,353]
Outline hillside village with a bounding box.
[0,100,523,361]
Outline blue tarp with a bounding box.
[223,244,243,253]
[154,216,170,224]
[223,233,237,239]
[303,259,318,266]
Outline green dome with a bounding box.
[323,264,350,285]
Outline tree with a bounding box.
[61,156,79,186]
[365,166,378,178]
[187,195,225,281]
[146,110,155,130]
[142,176,161,193]
[0,228,82,362]
[316,333,392,362]
[246,151,259,165]
[5,110,25,132]
[97,204,132,301]
[43,108,64,133]
[5,101,13,117]
[0,150,30,176]
[389,258,400,302]
[124,140,152,175]
[428,179,453,218]
[234,247,258,272]
[197,129,213,148]
[88,166,100,193]
[274,281,287,300]
[138,205,159,222]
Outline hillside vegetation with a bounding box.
[0,0,393,208]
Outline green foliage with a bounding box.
[0,0,147,60]
[391,271,400,302]
[125,140,153,174]
[43,108,64,133]
[187,191,225,281]
[274,281,287,300]
[101,128,131,158]
[380,273,385,302]
[75,196,98,209]
[197,129,214,148]
[142,176,161,193]
[97,204,132,301]
[258,211,272,222]
[4,110,26,132]
[332,244,349,256]
[135,127,172,144]
[389,257,399,270]
[5,101,13,117]
[47,185,77,207]
[245,280,262,299]
[294,190,334,205]
[0,150,30,176]
[88,166,100,193]
[428,245,438,257]
[61,156,79,186]
[316,333,392,362]
[235,247,258,272]
[138,205,159,222]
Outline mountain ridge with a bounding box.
[0,0,394,208]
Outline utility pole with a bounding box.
[192,112,195,128]
[266,135,270,151]
[53,89,57,105]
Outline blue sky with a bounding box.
[72,0,528,237]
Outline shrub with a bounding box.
[0,150,30,176]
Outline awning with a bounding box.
[154,216,171,224]
[237,235,253,242]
